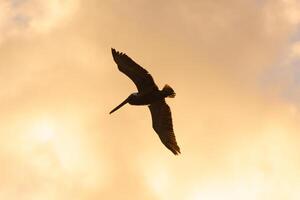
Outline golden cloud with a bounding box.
[0,0,300,199]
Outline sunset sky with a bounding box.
[1,0,300,199]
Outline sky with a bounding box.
[1,0,300,199]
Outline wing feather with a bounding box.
[111,48,158,93]
[148,100,181,155]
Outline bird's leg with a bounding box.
[109,97,129,114]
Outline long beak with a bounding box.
[109,97,129,114]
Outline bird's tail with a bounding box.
[162,84,176,98]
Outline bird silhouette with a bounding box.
[110,48,181,155]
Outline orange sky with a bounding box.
[1,0,300,199]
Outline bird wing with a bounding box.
[111,48,158,93]
[148,100,181,155]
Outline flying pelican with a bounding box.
[110,48,181,155]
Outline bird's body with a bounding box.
[110,48,180,155]
[127,87,173,105]
[128,91,161,105]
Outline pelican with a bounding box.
[110,48,181,155]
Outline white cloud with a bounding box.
[0,0,79,43]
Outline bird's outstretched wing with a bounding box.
[111,48,158,93]
[148,100,181,155]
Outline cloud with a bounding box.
[290,40,300,58]
[281,0,300,25]
[0,0,79,43]
[1,0,300,199]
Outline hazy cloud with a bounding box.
[1,0,300,199]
